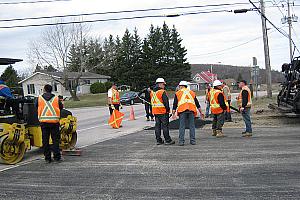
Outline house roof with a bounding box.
[0,58,23,65]
[19,71,111,84]
[193,71,218,83]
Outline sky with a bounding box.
[0,0,299,76]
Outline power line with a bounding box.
[271,0,286,17]
[0,9,232,29]
[191,28,278,58]
[249,0,300,55]
[0,0,70,5]
[0,2,255,23]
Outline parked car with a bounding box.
[120,92,142,105]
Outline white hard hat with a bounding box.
[213,80,222,87]
[156,78,166,84]
[179,81,188,86]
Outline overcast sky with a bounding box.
[0,0,299,75]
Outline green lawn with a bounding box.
[64,93,109,108]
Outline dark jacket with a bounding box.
[242,90,249,108]
[138,88,151,102]
[153,86,170,113]
[35,92,63,110]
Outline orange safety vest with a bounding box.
[111,88,120,105]
[237,86,252,108]
[210,89,228,114]
[38,95,60,123]
[176,88,197,116]
[150,89,167,115]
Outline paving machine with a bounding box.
[278,56,300,114]
[0,97,77,164]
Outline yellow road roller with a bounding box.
[0,97,77,164]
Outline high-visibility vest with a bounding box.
[223,85,231,100]
[237,86,252,108]
[38,95,60,123]
[176,88,197,116]
[111,89,120,105]
[150,89,167,115]
[210,89,228,114]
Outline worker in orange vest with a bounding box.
[205,83,211,118]
[35,84,63,163]
[172,81,204,146]
[150,78,175,145]
[237,80,253,137]
[210,80,229,138]
[107,83,120,115]
[222,82,232,122]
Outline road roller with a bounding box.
[0,97,77,164]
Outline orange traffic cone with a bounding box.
[129,105,136,120]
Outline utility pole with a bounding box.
[260,0,272,98]
[287,0,293,61]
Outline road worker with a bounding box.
[35,84,63,163]
[210,80,228,138]
[172,81,204,146]
[150,78,175,145]
[237,80,253,137]
[138,86,154,121]
[107,83,120,115]
[205,83,211,118]
[222,82,232,122]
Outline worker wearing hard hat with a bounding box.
[237,80,253,137]
[210,80,229,138]
[150,78,175,145]
[222,82,232,122]
[172,81,204,146]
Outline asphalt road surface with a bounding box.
[0,126,299,199]
[0,91,268,172]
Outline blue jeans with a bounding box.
[205,102,210,117]
[242,107,252,133]
[179,111,196,144]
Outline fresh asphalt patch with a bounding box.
[0,126,300,199]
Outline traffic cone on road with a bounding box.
[129,105,136,120]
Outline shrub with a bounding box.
[104,81,113,90]
[90,82,106,94]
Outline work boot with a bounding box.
[45,159,52,164]
[146,117,150,121]
[216,130,225,138]
[242,132,253,137]
[212,129,217,136]
[165,140,175,145]
[151,118,155,121]
[156,140,164,145]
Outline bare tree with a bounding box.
[28,22,90,101]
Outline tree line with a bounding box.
[68,22,191,90]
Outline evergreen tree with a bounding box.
[1,65,20,88]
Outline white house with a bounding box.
[19,71,110,97]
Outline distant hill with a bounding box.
[191,64,284,84]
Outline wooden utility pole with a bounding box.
[260,0,272,98]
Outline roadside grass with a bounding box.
[64,93,108,108]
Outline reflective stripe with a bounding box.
[151,92,164,108]
[112,89,120,104]
[178,89,195,107]
[38,95,60,122]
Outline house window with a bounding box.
[84,80,91,84]
[27,84,35,94]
